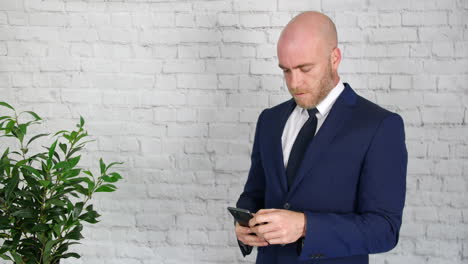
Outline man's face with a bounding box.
[278,38,335,109]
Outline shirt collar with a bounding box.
[296,81,345,118]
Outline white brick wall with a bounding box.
[0,0,466,263]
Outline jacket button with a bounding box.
[283,203,290,209]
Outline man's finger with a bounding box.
[240,234,267,245]
[262,230,285,241]
[256,208,278,215]
[249,212,276,227]
[236,225,252,234]
[251,222,278,235]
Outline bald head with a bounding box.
[277,11,342,109]
[278,11,338,54]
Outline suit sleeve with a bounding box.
[235,110,267,256]
[298,113,408,261]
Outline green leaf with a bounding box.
[99,158,105,175]
[61,252,80,259]
[0,253,12,260]
[95,184,117,193]
[21,165,41,178]
[101,172,122,183]
[68,155,81,169]
[31,223,49,232]
[53,130,68,136]
[5,167,19,200]
[0,102,14,111]
[65,225,83,240]
[106,161,124,170]
[79,116,85,127]
[10,251,23,264]
[47,140,58,168]
[46,199,66,207]
[59,142,67,154]
[73,202,84,220]
[11,209,34,218]
[39,180,50,187]
[42,239,63,263]
[24,111,42,121]
[26,133,49,147]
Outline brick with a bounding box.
[357,12,379,28]
[227,93,269,108]
[195,14,217,28]
[391,75,412,90]
[369,0,456,10]
[217,13,238,27]
[121,59,163,74]
[0,0,24,11]
[215,155,250,171]
[0,13,6,25]
[421,107,463,124]
[278,0,321,11]
[379,59,422,74]
[177,74,217,89]
[261,76,283,91]
[233,0,277,11]
[209,124,250,139]
[424,59,468,74]
[455,41,468,57]
[163,60,205,73]
[221,45,255,58]
[339,28,366,43]
[369,28,418,42]
[222,29,266,44]
[29,12,67,26]
[176,13,195,27]
[271,13,292,27]
[379,13,401,26]
[141,91,186,106]
[419,26,464,41]
[193,0,231,11]
[186,92,226,107]
[250,59,281,75]
[239,75,260,90]
[240,14,270,28]
[152,13,175,27]
[344,44,387,58]
[340,59,379,73]
[7,11,28,25]
[402,11,447,26]
[205,59,249,74]
[256,44,276,59]
[409,43,431,58]
[218,75,238,90]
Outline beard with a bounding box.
[289,61,335,109]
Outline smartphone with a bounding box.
[227,207,253,227]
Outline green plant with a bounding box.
[0,102,123,264]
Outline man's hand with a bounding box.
[235,222,269,247]
[249,209,306,245]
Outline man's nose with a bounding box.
[289,69,302,89]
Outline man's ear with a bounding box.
[330,47,341,70]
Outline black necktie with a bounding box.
[286,108,318,189]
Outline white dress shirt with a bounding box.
[282,81,345,168]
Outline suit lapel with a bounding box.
[271,99,296,193]
[287,84,358,197]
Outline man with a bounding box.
[234,11,407,264]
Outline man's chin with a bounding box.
[293,98,316,109]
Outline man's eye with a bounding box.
[301,67,311,72]
[282,69,290,73]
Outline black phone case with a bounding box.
[227,207,253,227]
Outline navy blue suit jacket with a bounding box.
[236,83,407,264]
